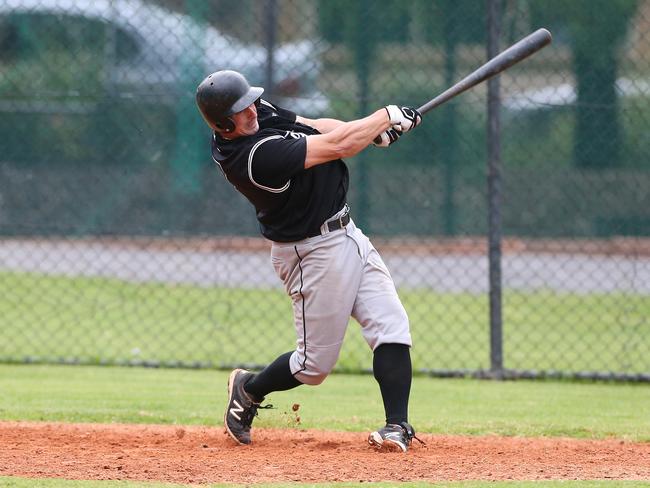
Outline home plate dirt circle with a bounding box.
[1,422,649,484]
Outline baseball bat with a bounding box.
[417,28,552,115]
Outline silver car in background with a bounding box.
[0,0,328,115]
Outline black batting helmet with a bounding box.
[196,70,264,132]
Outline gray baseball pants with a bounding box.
[270,212,412,386]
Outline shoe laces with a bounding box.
[399,421,426,446]
[241,403,274,427]
[411,433,426,446]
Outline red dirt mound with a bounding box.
[1,421,649,484]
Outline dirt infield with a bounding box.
[1,422,649,484]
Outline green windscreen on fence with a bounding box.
[0,0,648,378]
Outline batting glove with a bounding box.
[384,105,422,132]
[373,127,402,147]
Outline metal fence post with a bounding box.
[487,0,504,377]
[352,0,374,232]
[441,1,459,236]
[264,0,277,98]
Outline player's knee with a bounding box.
[294,361,335,385]
[291,346,341,386]
[295,370,329,385]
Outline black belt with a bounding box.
[307,210,350,237]
[326,211,350,232]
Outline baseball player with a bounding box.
[196,70,423,452]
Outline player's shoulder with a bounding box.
[258,99,298,126]
[252,128,307,150]
[258,98,285,116]
[213,129,289,162]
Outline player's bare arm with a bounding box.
[303,106,421,169]
[295,115,344,134]
[302,109,389,168]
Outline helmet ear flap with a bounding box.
[215,117,235,133]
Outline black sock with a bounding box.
[244,351,302,402]
[373,343,412,425]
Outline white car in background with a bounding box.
[503,79,650,111]
[0,0,328,115]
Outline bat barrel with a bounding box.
[418,28,552,115]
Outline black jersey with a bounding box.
[211,99,348,242]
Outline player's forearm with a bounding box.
[332,110,391,155]
[325,110,389,153]
[303,109,390,169]
[296,116,345,134]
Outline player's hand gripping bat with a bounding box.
[417,28,553,116]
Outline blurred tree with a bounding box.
[318,0,485,46]
[412,0,486,45]
[318,0,406,45]
[532,0,639,168]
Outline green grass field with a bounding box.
[1,271,648,373]
[2,364,650,438]
[1,364,650,488]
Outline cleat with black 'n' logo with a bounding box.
[224,368,269,445]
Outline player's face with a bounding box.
[230,101,259,137]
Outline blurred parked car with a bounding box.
[0,0,328,115]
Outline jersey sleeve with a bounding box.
[247,134,307,192]
[270,103,298,122]
[258,99,297,124]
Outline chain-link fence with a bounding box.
[0,0,648,380]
